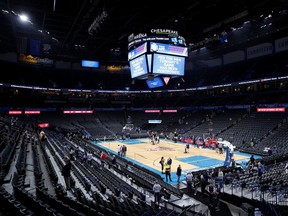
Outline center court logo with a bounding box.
[148,146,175,151]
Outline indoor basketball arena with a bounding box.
[1,0,288,216]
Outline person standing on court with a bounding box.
[167,157,172,167]
[122,145,127,157]
[185,143,190,153]
[117,145,121,156]
[164,162,172,182]
[159,156,165,174]
[176,164,182,183]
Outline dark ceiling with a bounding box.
[0,0,287,64]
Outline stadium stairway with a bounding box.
[181,187,233,216]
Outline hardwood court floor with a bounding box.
[97,138,249,173]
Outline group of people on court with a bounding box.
[149,131,160,145]
[159,156,188,184]
[159,156,173,181]
[153,164,225,211]
[117,144,127,157]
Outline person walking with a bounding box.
[61,156,72,190]
[100,151,107,168]
[112,155,117,167]
[176,165,182,183]
[153,181,162,204]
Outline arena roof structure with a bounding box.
[1,0,287,64]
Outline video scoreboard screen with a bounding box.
[81,60,100,68]
[129,54,149,79]
[152,54,185,76]
[146,76,164,89]
[150,42,188,57]
[128,30,187,81]
[128,42,148,61]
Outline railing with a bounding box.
[221,181,288,215]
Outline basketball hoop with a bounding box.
[122,123,134,132]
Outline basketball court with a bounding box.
[91,138,261,185]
